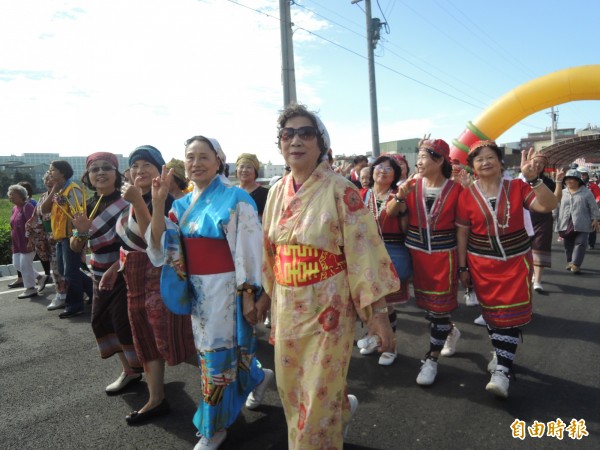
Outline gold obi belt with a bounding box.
[274,244,347,287]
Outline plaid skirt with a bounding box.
[122,251,195,366]
[91,272,142,371]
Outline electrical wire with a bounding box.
[295,2,366,40]
[435,0,535,78]
[224,0,486,110]
[301,0,365,29]
[376,0,391,34]
[396,0,524,85]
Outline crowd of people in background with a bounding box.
[5,103,600,450]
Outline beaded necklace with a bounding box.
[367,187,391,236]
[477,180,511,229]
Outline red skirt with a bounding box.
[468,251,533,328]
[410,249,458,314]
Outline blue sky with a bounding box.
[1,0,598,165]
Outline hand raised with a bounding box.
[151,165,173,203]
[72,211,92,233]
[397,173,418,198]
[520,147,537,180]
[122,175,144,203]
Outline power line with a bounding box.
[435,0,535,79]
[378,44,487,108]
[396,0,525,85]
[304,0,497,102]
[224,0,485,110]
[375,0,391,34]
[294,25,485,109]
[385,0,398,18]
[299,0,365,30]
[294,2,366,40]
[302,1,489,107]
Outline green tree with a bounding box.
[13,171,37,192]
[0,172,11,196]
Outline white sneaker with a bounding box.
[486,369,510,398]
[194,430,227,450]
[464,288,479,306]
[473,314,486,326]
[416,358,438,386]
[357,334,380,355]
[47,294,66,311]
[440,326,461,357]
[487,352,498,373]
[533,282,543,292]
[378,351,397,366]
[245,368,274,409]
[105,371,142,393]
[18,288,38,299]
[343,394,359,439]
[37,274,50,293]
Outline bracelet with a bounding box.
[530,179,544,189]
[237,287,257,295]
[72,230,90,239]
[458,266,469,273]
[373,306,388,314]
[395,196,406,204]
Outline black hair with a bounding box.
[277,103,328,156]
[18,181,34,197]
[172,174,189,191]
[80,169,123,192]
[466,142,503,168]
[50,160,74,180]
[368,156,401,188]
[353,155,368,165]
[423,149,453,179]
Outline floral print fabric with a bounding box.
[262,161,399,449]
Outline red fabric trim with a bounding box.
[274,244,346,287]
[183,237,234,275]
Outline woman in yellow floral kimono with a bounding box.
[262,104,400,450]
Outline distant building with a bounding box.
[0,161,49,191]
[380,138,420,168]
[518,128,576,153]
[261,162,287,179]
[0,153,129,189]
[226,160,287,186]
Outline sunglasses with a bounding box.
[279,126,319,142]
[89,166,117,174]
[374,165,394,173]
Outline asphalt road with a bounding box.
[1,238,598,450]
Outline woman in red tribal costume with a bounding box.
[456,141,557,398]
[392,139,463,386]
[359,154,411,366]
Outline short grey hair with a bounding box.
[7,184,28,200]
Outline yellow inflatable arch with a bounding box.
[450,65,600,164]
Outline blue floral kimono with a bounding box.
[147,175,264,438]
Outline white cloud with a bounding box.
[0,0,295,164]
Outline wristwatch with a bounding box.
[239,287,256,294]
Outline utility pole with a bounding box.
[549,106,558,144]
[352,0,381,157]
[280,0,297,107]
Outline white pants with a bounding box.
[12,252,37,289]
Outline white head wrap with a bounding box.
[313,114,331,151]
